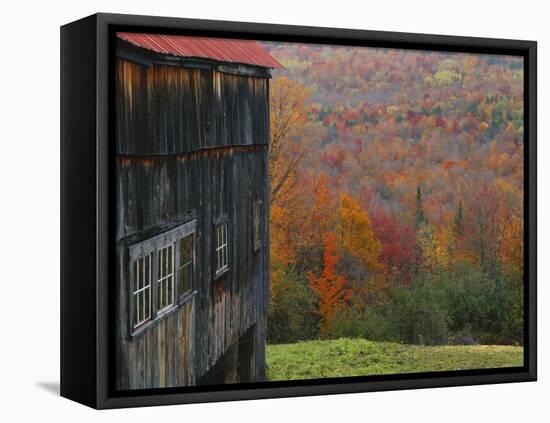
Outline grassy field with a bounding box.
[266,338,523,381]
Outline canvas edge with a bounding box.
[60,14,99,409]
[59,12,537,409]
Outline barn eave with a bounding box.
[116,39,274,79]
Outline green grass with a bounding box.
[266,338,523,381]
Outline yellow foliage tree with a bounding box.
[270,203,297,268]
[338,193,382,272]
[269,76,311,205]
[420,225,452,276]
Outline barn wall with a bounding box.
[115,55,270,390]
[116,59,269,156]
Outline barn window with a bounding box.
[178,233,194,300]
[253,201,262,251]
[157,244,175,312]
[132,254,152,329]
[128,219,197,336]
[215,222,229,277]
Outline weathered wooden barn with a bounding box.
[114,33,282,390]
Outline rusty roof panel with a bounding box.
[116,32,284,69]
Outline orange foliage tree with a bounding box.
[307,232,351,337]
[306,173,337,250]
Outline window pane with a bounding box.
[168,275,173,304]
[179,235,194,298]
[141,258,144,289]
[138,292,143,324]
[144,255,150,286]
[139,258,143,289]
[134,293,139,326]
[132,254,153,328]
[157,280,163,310]
[157,244,175,311]
[134,261,138,291]
[158,249,162,278]
[180,266,191,295]
[162,247,166,277]
[144,288,150,320]
[162,280,166,308]
[214,222,229,275]
[161,248,165,277]
[180,236,193,264]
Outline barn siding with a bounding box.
[115,54,270,390]
[116,59,269,156]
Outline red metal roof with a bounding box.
[116,32,283,69]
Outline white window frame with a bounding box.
[214,221,229,278]
[132,253,152,329]
[156,243,175,313]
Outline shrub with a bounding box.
[497,269,524,345]
[267,263,524,346]
[385,278,450,345]
[324,308,367,339]
[267,266,318,344]
[443,264,524,345]
[320,277,451,345]
[444,265,493,335]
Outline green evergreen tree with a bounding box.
[415,186,426,229]
[453,199,464,236]
[413,185,427,276]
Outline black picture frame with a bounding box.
[60,12,537,409]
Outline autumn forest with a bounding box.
[262,41,524,364]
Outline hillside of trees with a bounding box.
[262,42,524,347]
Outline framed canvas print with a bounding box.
[60,13,537,409]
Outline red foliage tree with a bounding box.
[307,232,352,336]
[371,209,416,283]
